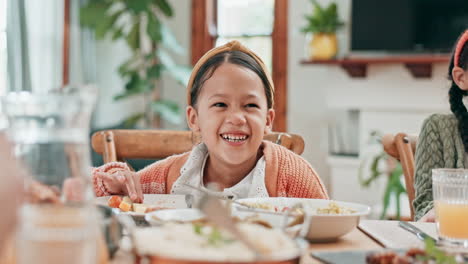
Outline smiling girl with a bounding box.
[93,41,328,202]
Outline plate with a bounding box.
[95,194,188,216]
[311,248,407,264]
[145,208,205,225]
[232,198,370,241]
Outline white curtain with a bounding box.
[7,0,63,92]
[69,0,96,85]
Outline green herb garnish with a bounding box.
[193,223,203,235]
[418,238,457,264]
[192,223,235,247]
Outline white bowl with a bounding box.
[233,198,370,241]
[146,208,205,225]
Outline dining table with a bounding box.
[0,219,435,264]
[109,219,436,264]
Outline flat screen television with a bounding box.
[351,0,468,53]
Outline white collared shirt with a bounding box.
[171,143,269,200]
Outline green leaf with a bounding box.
[122,113,145,128]
[302,0,344,33]
[112,27,124,40]
[157,48,176,68]
[157,49,192,86]
[80,3,109,28]
[146,13,162,41]
[358,153,385,187]
[147,64,163,81]
[118,58,136,77]
[380,180,393,219]
[423,238,457,264]
[114,74,152,100]
[126,22,140,51]
[126,0,152,14]
[154,0,173,17]
[193,223,203,235]
[114,89,142,100]
[160,24,184,54]
[164,64,192,86]
[95,10,122,39]
[151,100,182,124]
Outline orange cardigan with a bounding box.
[93,141,328,199]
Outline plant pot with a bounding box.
[307,33,338,60]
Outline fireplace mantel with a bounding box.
[301,54,450,78]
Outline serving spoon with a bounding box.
[196,193,265,259]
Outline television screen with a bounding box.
[351,0,468,53]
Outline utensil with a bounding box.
[398,221,437,243]
[185,194,194,208]
[181,183,252,208]
[196,193,265,259]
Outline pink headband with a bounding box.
[454,30,468,67]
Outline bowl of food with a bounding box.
[132,222,305,264]
[232,198,370,242]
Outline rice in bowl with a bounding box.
[133,222,300,262]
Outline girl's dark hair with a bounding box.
[189,50,273,108]
[449,33,468,153]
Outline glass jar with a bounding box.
[1,86,100,264]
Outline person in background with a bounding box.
[0,134,24,251]
[92,40,328,202]
[414,30,468,221]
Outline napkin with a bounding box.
[358,220,437,248]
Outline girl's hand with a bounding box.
[418,208,435,222]
[96,170,143,203]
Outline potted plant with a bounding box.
[359,131,407,220]
[301,0,344,60]
[80,0,192,128]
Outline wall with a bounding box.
[288,0,450,193]
[93,0,452,212]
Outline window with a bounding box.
[0,0,7,94]
[215,0,274,72]
[191,0,288,131]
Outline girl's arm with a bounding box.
[92,154,183,200]
[413,115,444,221]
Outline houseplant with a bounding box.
[359,131,407,220]
[80,0,191,128]
[301,0,344,60]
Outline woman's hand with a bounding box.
[96,170,143,203]
[418,208,436,222]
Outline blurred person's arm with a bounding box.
[413,115,443,221]
[0,134,24,250]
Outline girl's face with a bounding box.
[186,63,275,167]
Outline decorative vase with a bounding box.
[308,33,338,60]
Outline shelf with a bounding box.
[301,54,450,78]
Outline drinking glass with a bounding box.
[432,168,468,248]
[1,87,99,264]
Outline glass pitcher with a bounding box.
[1,86,100,264]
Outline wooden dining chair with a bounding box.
[91,130,305,164]
[382,132,418,220]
